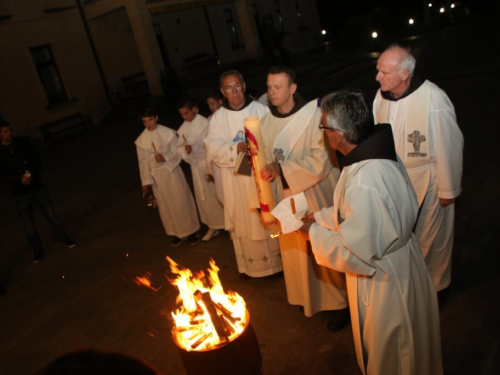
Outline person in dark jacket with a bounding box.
[0,121,75,263]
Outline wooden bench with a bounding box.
[39,113,92,143]
[184,53,218,72]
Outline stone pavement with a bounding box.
[1,6,499,375]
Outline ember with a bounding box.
[167,257,248,352]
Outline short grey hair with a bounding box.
[321,90,374,145]
[385,44,416,77]
[219,70,245,87]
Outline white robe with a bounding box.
[206,112,224,205]
[373,82,463,290]
[177,115,224,230]
[310,156,443,375]
[204,101,282,277]
[261,105,347,317]
[135,125,199,238]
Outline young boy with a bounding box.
[135,107,200,246]
[177,98,224,242]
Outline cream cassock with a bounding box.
[261,98,347,317]
[135,124,199,238]
[309,124,443,375]
[204,100,282,277]
[177,114,224,230]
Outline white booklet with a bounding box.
[271,192,308,234]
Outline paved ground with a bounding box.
[1,6,499,375]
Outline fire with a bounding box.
[134,272,159,291]
[168,257,248,351]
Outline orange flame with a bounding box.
[167,257,248,351]
[134,272,159,291]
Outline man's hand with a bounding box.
[260,163,280,181]
[185,145,192,154]
[155,154,166,163]
[21,175,32,185]
[440,198,455,207]
[206,174,214,182]
[237,142,248,153]
[297,217,316,241]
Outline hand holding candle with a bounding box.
[244,115,277,226]
[152,142,165,163]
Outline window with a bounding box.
[30,45,67,105]
[224,9,241,48]
[273,0,284,32]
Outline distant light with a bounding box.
[321,29,327,35]
[428,3,432,7]
[372,31,378,39]
[451,3,455,8]
[409,18,414,25]
[440,7,445,13]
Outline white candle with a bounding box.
[244,115,276,225]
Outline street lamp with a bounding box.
[409,18,414,25]
[372,31,378,38]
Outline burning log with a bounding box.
[215,302,241,324]
[191,332,211,350]
[200,291,228,344]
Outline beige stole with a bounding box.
[272,99,318,161]
[374,80,432,205]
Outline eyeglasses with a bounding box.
[223,84,243,92]
[318,124,334,132]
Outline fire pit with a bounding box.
[167,258,262,375]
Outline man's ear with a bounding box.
[401,69,410,82]
[290,83,298,95]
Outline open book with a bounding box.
[234,151,252,176]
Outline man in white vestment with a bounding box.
[299,91,443,375]
[373,45,464,302]
[136,107,200,246]
[204,71,282,278]
[260,66,348,330]
[177,97,224,242]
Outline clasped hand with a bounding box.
[260,162,280,181]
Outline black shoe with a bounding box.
[189,232,201,246]
[327,308,350,332]
[171,237,187,247]
[61,239,76,248]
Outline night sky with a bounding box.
[315,0,493,36]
